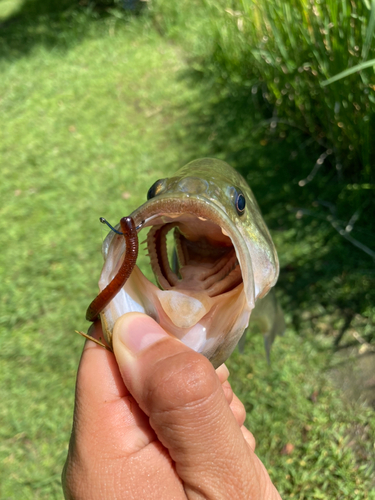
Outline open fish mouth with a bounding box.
[98,196,255,367]
[146,215,241,327]
[149,214,241,289]
[86,158,281,367]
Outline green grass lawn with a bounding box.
[0,3,374,499]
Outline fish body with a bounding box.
[97,158,283,367]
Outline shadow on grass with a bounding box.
[0,0,141,61]
[174,70,375,346]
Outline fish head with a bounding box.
[98,158,279,367]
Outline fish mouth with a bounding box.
[147,218,241,296]
[99,196,255,366]
[104,196,255,304]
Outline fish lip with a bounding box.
[102,194,255,310]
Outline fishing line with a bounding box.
[99,216,144,233]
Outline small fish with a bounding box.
[87,158,284,368]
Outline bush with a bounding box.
[207,0,375,180]
[151,0,375,178]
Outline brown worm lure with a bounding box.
[86,216,138,322]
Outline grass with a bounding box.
[150,0,375,177]
[0,1,374,499]
[0,7,198,498]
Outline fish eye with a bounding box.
[147,179,165,200]
[234,188,246,216]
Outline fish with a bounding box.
[88,158,284,368]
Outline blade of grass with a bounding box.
[362,0,375,61]
[321,58,375,86]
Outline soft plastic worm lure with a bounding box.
[86,216,139,322]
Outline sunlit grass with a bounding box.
[0,11,199,498]
[0,0,22,19]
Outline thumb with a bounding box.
[112,313,279,500]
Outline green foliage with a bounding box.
[7,0,125,16]
[238,0,375,176]
[152,0,375,179]
[229,331,375,499]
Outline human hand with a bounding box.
[62,313,281,499]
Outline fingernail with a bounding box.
[114,314,169,355]
[87,323,95,337]
[220,364,230,379]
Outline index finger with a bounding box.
[73,322,155,455]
